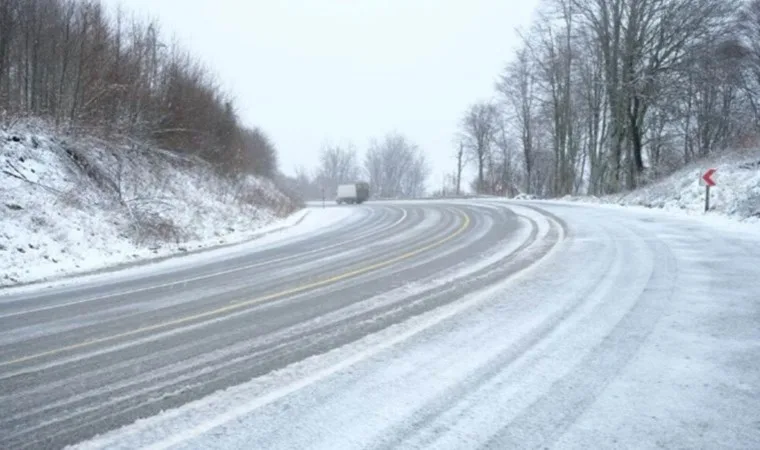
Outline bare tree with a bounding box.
[0,0,280,179]
[285,165,323,200]
[317,143,360,195]
[239,127,277,176]
[492,122,523,196]
[461,101,499,194]
[0,1,17,110]
[497,47,538,194]
[523,1,579,196]
[572,0,738,189]
[400,153,429,198]
[455,141,466,196]
[364,132,429,198]
[736,2,760,125]
[477,0,743,199]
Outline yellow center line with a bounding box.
[1,212,471,368]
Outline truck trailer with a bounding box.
[336,182,369,204]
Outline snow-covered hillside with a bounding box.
[565,150,760,221]
[1,121,301,287]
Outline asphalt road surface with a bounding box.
[1,200,758,450]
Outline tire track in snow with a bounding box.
[482,221,678,449]
[66,205,566,450]
[367,207,678,450]
[61,201,758,450]
[0,206,426,356]
[1,207,478,445]
[1,202,510,448]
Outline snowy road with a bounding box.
[1,201,759,449]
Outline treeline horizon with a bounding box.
[455,0,760,198]
[287,132,431,201]
[0,0,276,177]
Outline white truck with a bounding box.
[336,182,370,204]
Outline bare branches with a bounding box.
[0,0,278,179]
[455,141,466,196]
[461,102,500,194]
[498,47,541,195]
[364,132,429,199]
[2,160,62,195]
[316,143,360,196]
[470,0,749,198]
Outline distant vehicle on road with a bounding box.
[336,182,369,204]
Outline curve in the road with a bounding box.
[0,201,564,449]
[0,209,470,368]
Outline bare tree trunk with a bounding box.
[461,102,497,195]
[70,5,89,125]
[0,0,16,111]
[456,141,464,196]
[56,3,74,128]
[477,155,485,194]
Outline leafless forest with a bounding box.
[456,0,760,197]
[0,0,276,178]
[292,132,430,201]
[5,0,759,202]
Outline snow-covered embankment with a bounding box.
[564,150,760,221]
[0,122,301,287]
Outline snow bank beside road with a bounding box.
[564,150,760,221]
[0,206,359,298]
[1,122,301,288]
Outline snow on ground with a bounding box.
[562,149,760,221]
[0,206,360,298]
[63,205,557,450]
[0,121,301,288]
[67,203,760,450]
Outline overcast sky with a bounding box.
[106,0,539,189]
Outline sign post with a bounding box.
[701,168,716,212]
[321,186,325,209]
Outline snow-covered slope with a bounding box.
[1,121,301,287]
[566,150,760,221]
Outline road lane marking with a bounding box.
[0,212,470,368]
[0,206,409,319]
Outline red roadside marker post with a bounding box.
[701,168,717,212]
